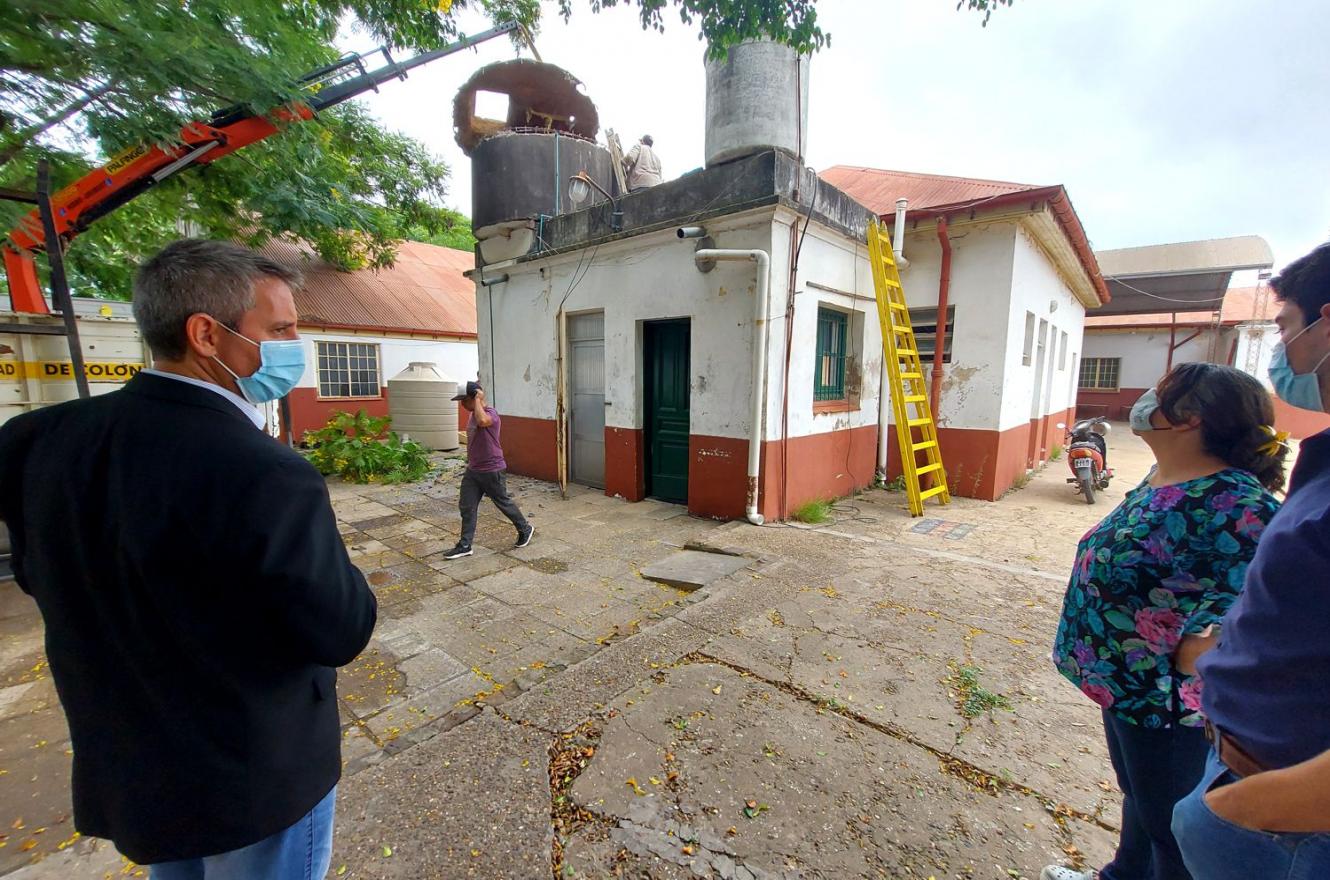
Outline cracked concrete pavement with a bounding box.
[1,431,1164,879]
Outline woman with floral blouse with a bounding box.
[1042,364,1288,880]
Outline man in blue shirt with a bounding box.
[1172,241,1330,878]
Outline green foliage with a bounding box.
[945,662,1013,719]
[407,213,478,252]
[958,0,1015,26]
[1,104,463,299]
[561,0,827,57]
[0,0,832,299]
[883,475,907,493]
[1050,444,1064,461]
[304,409,432,484]
[792,498,832,524]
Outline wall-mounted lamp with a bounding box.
[567,171,622,231]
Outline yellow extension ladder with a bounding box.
[867,219,951,517]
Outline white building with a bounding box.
[260,239,479,440]
[822,167,1108,499]
[1082,237,1330,439]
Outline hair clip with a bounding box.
[1259,425,1291,457]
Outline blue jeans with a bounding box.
[150,786,336,880]
[1099,710,1209,880]
[1173,750,1330,879]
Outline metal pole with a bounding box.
[36,160,90,399]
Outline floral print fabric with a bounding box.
[1053,469,1279,728]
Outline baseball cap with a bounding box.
[451,380,483,401]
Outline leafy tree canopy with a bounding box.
[0,1,1008,298]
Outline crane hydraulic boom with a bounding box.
[3,21,520,314]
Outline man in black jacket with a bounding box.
[0,240,376,877]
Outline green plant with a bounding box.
[792,499,832,524]
[303,410,431,484]
[1011,470,1033,490]
[884,475,907,493]
[945,662,1013,719]
[1050,444,1064,461]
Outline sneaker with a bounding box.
[515,524,534,549]
[441,544,473,560]
[1041,868,1095,880]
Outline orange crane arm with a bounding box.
[4,22,520,313]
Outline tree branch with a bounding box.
[0,81,114,169]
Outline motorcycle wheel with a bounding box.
[1079,475,1097,504]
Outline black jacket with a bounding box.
[0,372,376,863]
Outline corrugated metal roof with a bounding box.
[1084,286,1277,329]
[259,239,476,337]
[819,166,1045,215]
[819,165,1108,306]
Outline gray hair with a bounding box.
[132,239,302,360]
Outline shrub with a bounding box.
[303,410,431,484]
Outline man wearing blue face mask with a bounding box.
[1171,242,1330,880]
[0,239,376,878]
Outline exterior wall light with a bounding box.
[566,171,622,231]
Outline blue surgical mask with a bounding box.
[214,324,305,404]
[1129,388,1170,433]
[1269,317,1330,413]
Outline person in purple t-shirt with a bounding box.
[441,381,532,559]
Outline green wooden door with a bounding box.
[645,320,690,504]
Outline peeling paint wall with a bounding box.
[895,222,1018,430]
[767,209,883,441]
[478,206,888,447]
[478,212,776,439]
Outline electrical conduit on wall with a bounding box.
[694,248,771,525]
[877,199,909,479]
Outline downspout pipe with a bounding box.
[930,216,953,416]
[877,199,909,480]
[694,248,771,525]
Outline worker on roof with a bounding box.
[623,134,662,192]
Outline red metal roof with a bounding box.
[819,165,1109,305]
[819,166,1043,214]
[260,239,476,338]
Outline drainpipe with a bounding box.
[930,216,953,415]
[694,248,771,525]
[877,199,909,479]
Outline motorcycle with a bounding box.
[1057,417,1113,504]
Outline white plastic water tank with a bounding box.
[704,39,810,168]
[386,362,459,451]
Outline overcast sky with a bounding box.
[343,0,1330,270]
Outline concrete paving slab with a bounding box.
[641,550,750,592]
[566,662,1107,880]
[332,711,552,880]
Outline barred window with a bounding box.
[814,306,848,401]
[1079,357,1121,391]
[317,341,381,398]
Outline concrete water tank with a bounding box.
[387,363,459,451]
[469,133,615,230]
[705,39,810,167]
